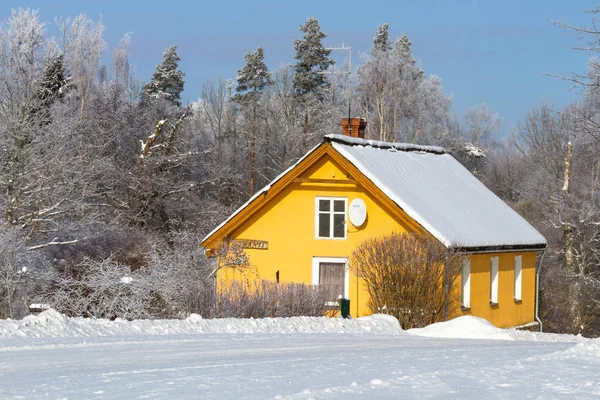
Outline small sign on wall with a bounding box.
[234,239,269,250]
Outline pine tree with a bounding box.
[233,47,271,197]
[372,23,392,55]
[233,47,271,102]
[395,34,424,82]
[292,17,334,152]
[35,54,71,124]
[38,55,71,106]
[292,17,334,98]
[142,46,185,106]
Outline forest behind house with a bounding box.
[1,9,599,336]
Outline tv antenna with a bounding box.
[322,44,352,123]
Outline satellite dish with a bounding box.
[349,198,367,227]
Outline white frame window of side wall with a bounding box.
[311,257,350,299]
[314,197,347,239]
[461,258,471,309]
[514,255,522,301]
[490,256,499,305]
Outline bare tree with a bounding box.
[464,103,502,148]
[57,14,106,116]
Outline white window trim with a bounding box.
[311,257,350,299]
[314,197,347,240]
[514,255,522,301]
[461,258,471,309]
[490,256,499,305]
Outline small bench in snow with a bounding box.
[29,304,51,314]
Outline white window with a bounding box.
[514,255,522,301]
[461,258,471,309]
[315,197,347,239]
[312,257,349,308]
[490,256,499,305]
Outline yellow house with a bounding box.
[202,119,547,329]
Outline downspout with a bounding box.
[444,261,449,321]
[535,250,546,332]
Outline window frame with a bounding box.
[514,255,522,302]
[490,256,499,305]
[311,257,350,304]
[314,197,347,240]
[461,258,471,310]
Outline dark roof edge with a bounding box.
[454,243,547,254]
[324,134,446,155]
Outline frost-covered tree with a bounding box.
[293,17,334,152]
[409,74,454,145]
[142,45,185,106]
[234,47,271,103]
[464,103,502,148]
[57,14,106,116]
[38,55,70,105]
[358,28,425,142]
[293,17,334,97]
[36,54,71,123]
[111,32,140,102]
[262,65,303,172]
[196,78,238,205]
[233,47,271,196]
[373,23,392,54]
[0,8,49,226]
[0,227,48,319]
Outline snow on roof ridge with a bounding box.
[325,134,446,154]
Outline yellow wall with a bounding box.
[451,252,537,328]
[209,150,539,327]
[219,153,415,317]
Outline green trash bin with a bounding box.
[340,298,350,319]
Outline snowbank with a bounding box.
[537,338,600,361]
[408,316,585,343]
[409,316,514,340]
[0,310,403,339]
[0,312,588,343]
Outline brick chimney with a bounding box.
[340,118,367,139]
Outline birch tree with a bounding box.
[57,14,106,116]
[358,28,425,142]
[464,103,502,148]
[0,9,48,227]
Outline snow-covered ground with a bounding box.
[1,311,598,399]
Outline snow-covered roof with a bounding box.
[326,134,546,249]
[203,134,546,250]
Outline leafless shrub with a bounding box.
[540,255,600,337]
[214,280,329,318]
[150,230,216,318]
[350,232,464,329]
[0,227,50,318]
[42,229,220,320]
[44,256,158,319]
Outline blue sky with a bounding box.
[2,0,597,133]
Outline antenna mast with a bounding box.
[324,44,352,121]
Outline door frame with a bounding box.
[311,256,349,299]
